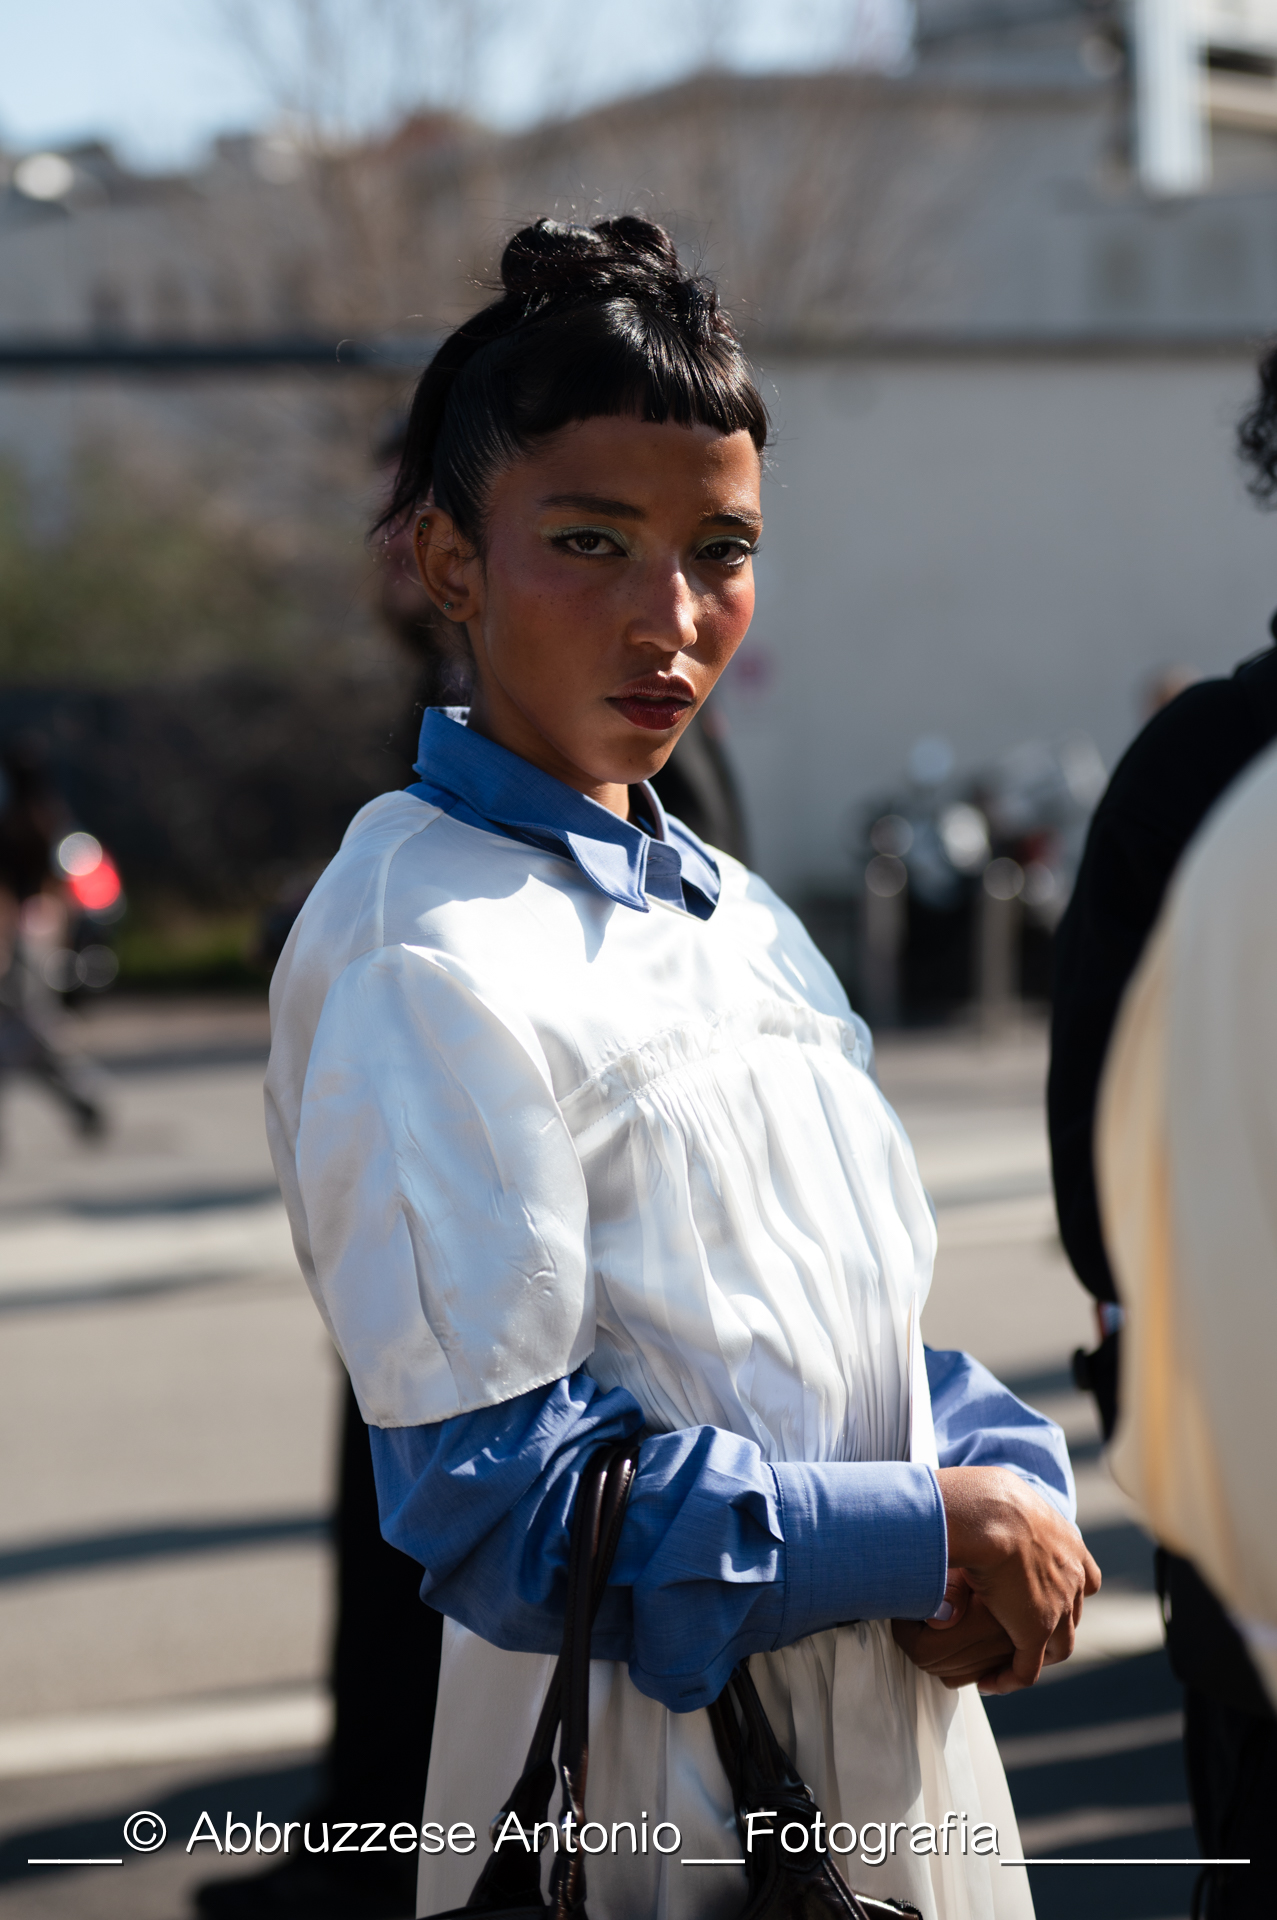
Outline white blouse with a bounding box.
[265,789,1030,1920]
[265,788,935,1450]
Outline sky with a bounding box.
[0,0,915,173]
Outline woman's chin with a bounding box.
[594,740,680,789]
[593,707,691,773]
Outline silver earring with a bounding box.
[442,601,453,612]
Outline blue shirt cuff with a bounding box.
[770,1459,948,1640]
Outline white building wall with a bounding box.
[719,350,1276,895]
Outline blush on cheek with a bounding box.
[706,587,755,672]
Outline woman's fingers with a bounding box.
[906,1470,1104,1694]
[892,1618,925,1661]
[937,1467,1103,1691]
[977,1663,1033,1696]
[1008,1640,1047,1688]
[927,1568,973,1631]
[893,1599,1015,1681]
[980,1585,1092,1688]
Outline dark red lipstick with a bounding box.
[608,674,695,732]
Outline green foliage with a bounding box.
[0,458,302,684]
[112,909,267,991]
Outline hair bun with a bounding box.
[374,206,765,544]
[592,216,681,276]
[500,219,606,296]
[499,214,683,303]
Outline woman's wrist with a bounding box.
[935,1464,1030,1573]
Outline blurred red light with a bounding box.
[69,857,122,911]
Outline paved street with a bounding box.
[0,999,1196,1920]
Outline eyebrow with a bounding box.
[540,492,643,517]
[540,491,761,529]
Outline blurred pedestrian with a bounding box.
[1047,342,1277,1919]
[0,741,104,1142]
[1097,740,1277,1919]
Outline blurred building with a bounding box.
[3,0,1277,902]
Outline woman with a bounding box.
[266,216,1097,1920]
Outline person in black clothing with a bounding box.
[1049,638,1277,1434]
[1047,347,1277,1920]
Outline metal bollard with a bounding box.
[862,854,907,1030]
[977,857,1024,1031]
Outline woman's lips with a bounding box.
[608,680,695,732]
[610,694,692,731]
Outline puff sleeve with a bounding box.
[287,943,595,1426]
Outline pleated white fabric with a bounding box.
[265,792,1030,1920]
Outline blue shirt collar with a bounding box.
[407,707,720,919]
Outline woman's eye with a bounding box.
[699,539,757,567]
[553,529,623,557]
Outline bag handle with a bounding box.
[463,1437,642,1916]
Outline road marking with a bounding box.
[998,1709,1183,1771]
[0,1687,331,1777]
[0,1199,295,1304]
[1016,1801,1193,1852]
[932,1190,1056,1243]
[1065,1591,1165,1666]
[0,1513,328,1585]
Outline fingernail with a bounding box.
[931,1600,954,1623]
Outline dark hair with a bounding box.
[374,215,768,546]
[1238,340,1277,503]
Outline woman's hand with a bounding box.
[893,1595,1015,1691]
[931,1466,1101,1694]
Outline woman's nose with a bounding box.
[626,562,698,653]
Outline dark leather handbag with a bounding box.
[708,1666,921,1920]
[424,1440,921,1920]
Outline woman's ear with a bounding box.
[413,507,480,624]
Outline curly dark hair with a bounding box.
[373,215,768,547]
[1237,340,1277,504]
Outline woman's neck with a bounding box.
[465,687,631,819]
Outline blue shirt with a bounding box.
[408,706,721,919]
[370,713,1076,1713]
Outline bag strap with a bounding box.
[558,1438,637,1802]
[548,1438,639,1916]
[709,1664,923,1920]
[465,1437,642,1916]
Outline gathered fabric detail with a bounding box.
[561,995,872,1139]
[560,998,933,1471]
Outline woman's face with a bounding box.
[415,414,762,814]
